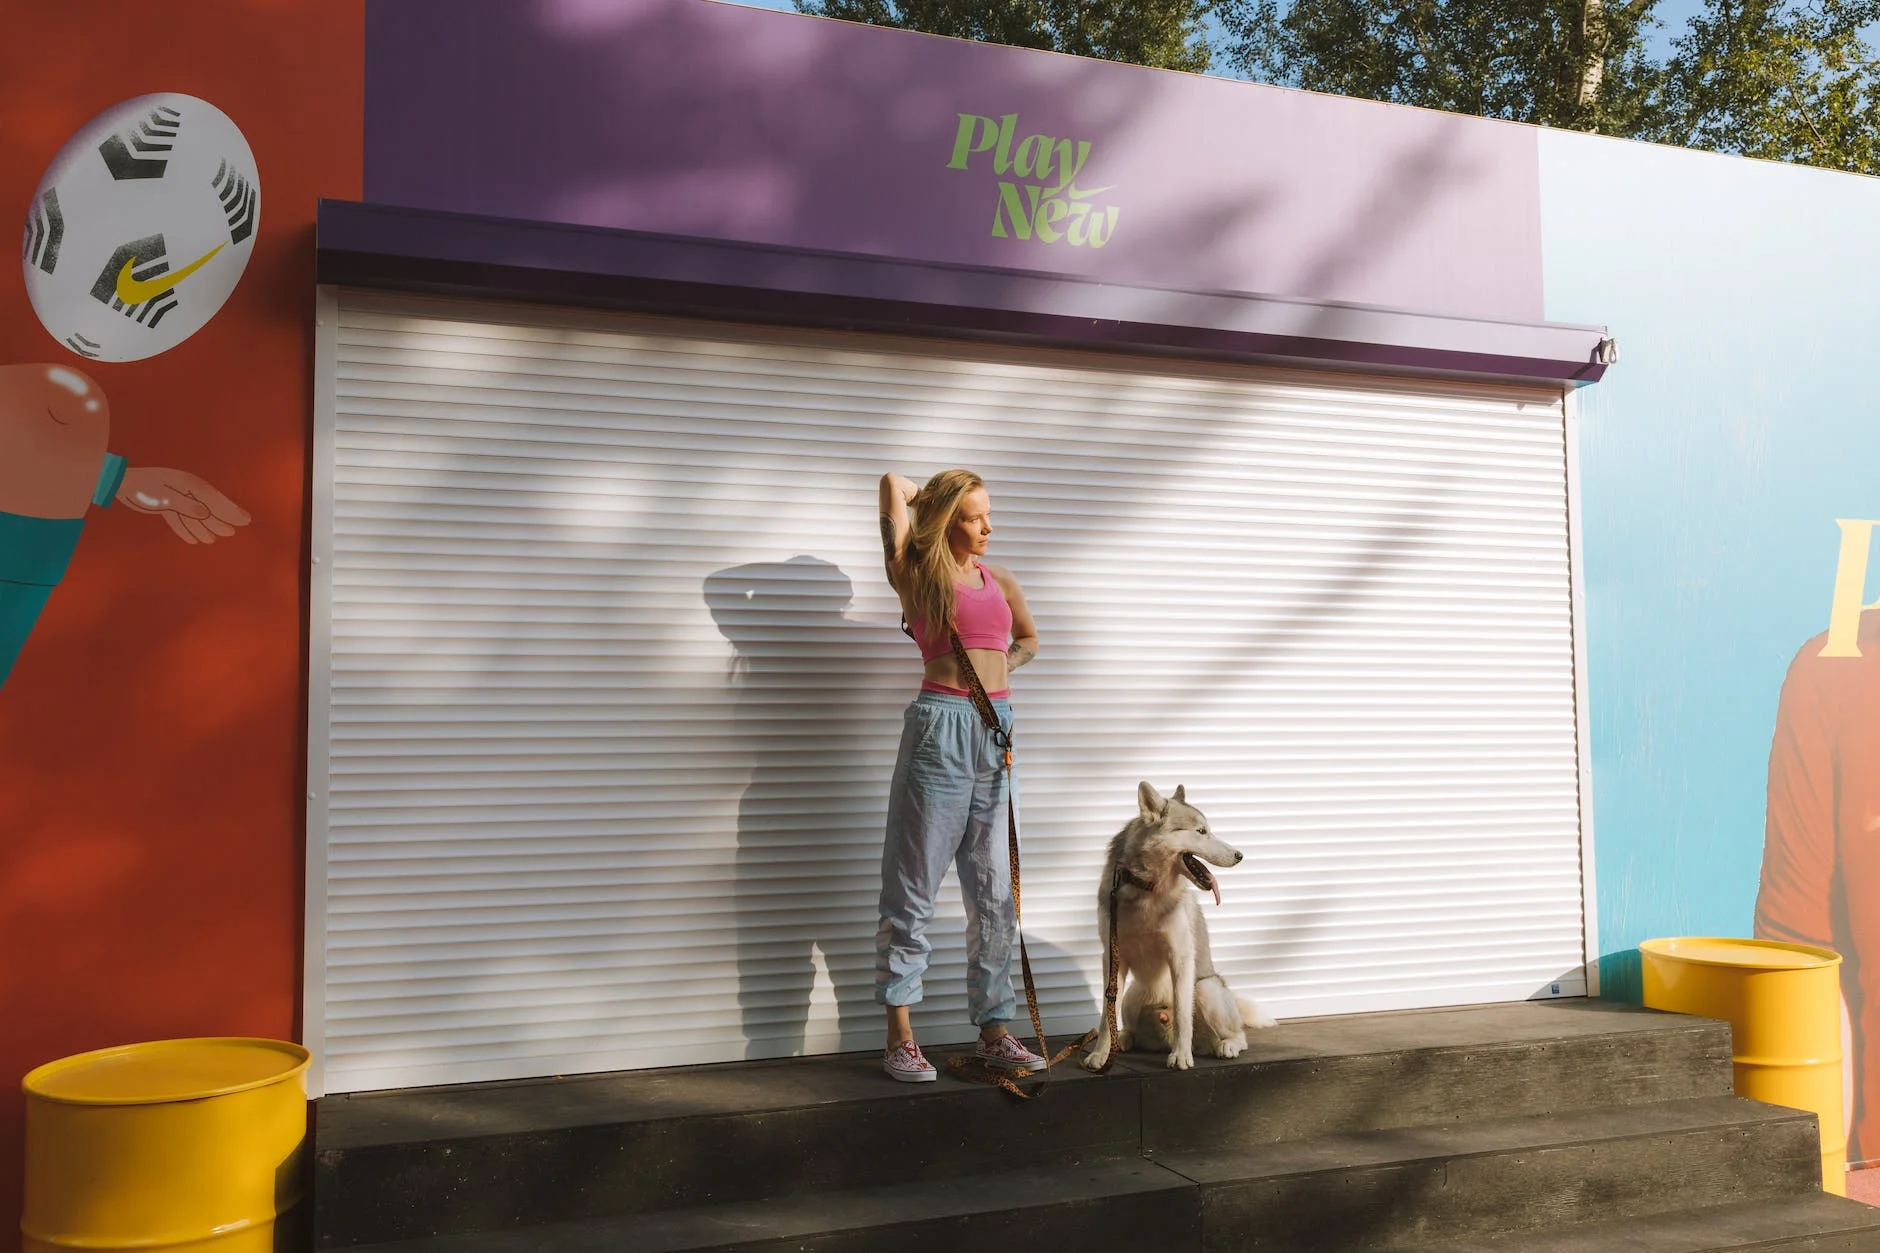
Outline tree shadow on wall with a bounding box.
[704,555,907,1059]
[378,0,1508,339]
[412,0,1502,785]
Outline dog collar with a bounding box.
[1116,866,1157,894]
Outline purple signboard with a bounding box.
[365,0,1546,324]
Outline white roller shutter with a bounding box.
[307,289,1587,1095]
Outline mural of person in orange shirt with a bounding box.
[1757,607,1880,1163]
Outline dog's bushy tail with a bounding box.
[1237,995,1278,1030]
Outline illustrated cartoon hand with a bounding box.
[116,467,252,544]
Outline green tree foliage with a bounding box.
[1221,0,1880,173]
[804,0,1880,173]
[1652,0,1880,173]
[1214,0,1665,134]
[794,0,1215,72]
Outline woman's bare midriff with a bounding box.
[923,648,1011,693]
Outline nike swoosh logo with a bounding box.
[1065,184,1116,200]
[115,243,223,305]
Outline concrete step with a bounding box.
[319,1158,1197,1253]
[1134,998,1734,1152]
[313,1001,1732,1247]
[320,1094,1827,1253]
[312,1040,1135,1248]
[1399,1193,1880,1251]
[1156,1096,1824,1253]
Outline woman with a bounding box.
[875,468,1042,1082]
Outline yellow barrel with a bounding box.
[21,1038,311,1252]
[1640,937,1845,1195]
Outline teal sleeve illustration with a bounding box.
[95,453,128,507]
[0,513,86,688]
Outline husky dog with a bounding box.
[1081,782,1275,1071]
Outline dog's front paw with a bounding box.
[1082,1046,1112,1072]
[1166,1048,1194,1070]
[1215,1034,1245,1059]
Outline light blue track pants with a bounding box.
[875,691,1018,1026]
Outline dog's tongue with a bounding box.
[1181,852,1225,906]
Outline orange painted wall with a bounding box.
[0,2,363,1241]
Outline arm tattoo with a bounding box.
[879,514,897,566]
[1007,642,1036,669]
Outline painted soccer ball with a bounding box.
[21,93,259,364]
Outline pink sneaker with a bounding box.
[883,1039,937,1083]
[975,1033,1048,1072]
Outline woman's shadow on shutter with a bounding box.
[705,556,906,1059]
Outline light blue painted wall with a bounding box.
[1539,131,1880,996]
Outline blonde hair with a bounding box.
[901,468,985,640]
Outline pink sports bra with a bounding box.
[909,561,1014,662]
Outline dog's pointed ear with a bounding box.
[1138,781,1167,820]
[1173,784,1187,804]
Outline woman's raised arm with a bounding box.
[878,472,918,587]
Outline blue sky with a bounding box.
[1644,0,1707,57]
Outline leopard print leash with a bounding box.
[942,631,1115,1097]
